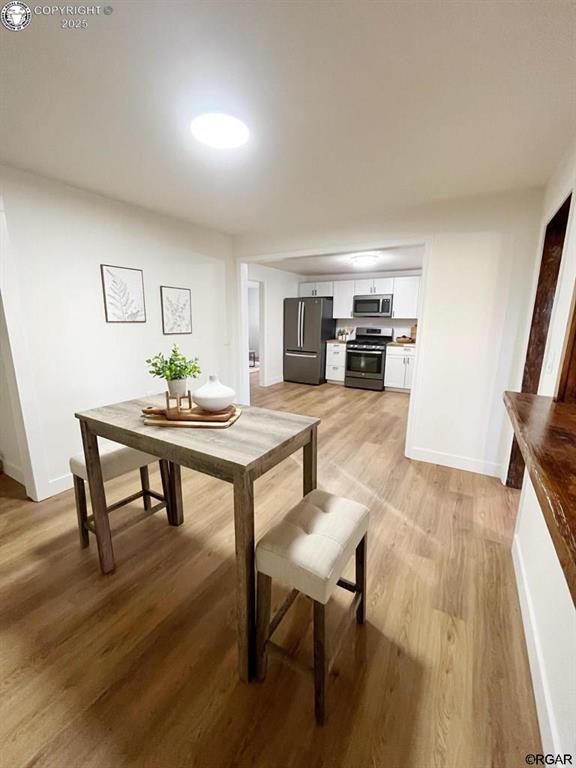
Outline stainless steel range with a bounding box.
[345,327,393,391]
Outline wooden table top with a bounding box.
[504,391,576,604]
[76,395,319,480]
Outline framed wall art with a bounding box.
[100,264,146,323]
[160,285,192,335]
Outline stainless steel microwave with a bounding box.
[352,294,393,317]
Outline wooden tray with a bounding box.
[143,407,242,429]
[142,404,235,422]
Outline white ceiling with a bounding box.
[1,2,575,239]
[264,245,424,276]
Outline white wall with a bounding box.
[240,188,543,477]
[0,165,235,500]
[512,137,576,757]
[246,263,301,387]
[0,297,25,484]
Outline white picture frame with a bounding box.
[160,285,192,335]
[101,264,146,323]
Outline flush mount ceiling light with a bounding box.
[190,113,250,149]
[348,251,383,268]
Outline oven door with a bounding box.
[352,296,382,316]
[345,348,384,380]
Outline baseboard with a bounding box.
[406,445,501,477]
[1,459,24,485]
[47,472,73,496]
[31,472,74,501]
[512,536,555,753]
[262,375,284,387]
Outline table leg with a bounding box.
[303,425,318,496]
[168,462,184,526]
[159,459,172,521]
[233,472,256,682]
[79,420,115,574]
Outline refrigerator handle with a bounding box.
[297,301,302,347]
[300,302,305,348]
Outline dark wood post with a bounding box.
[73,475,90,548]
[355,534,367,624]
[313,600,327,725]
[79,420,115,574]
[139,465,151,511]
[303,425,318,496]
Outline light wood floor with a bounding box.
[0,381,540,767]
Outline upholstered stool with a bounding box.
[255,489,369,724]
[70,441,182,572]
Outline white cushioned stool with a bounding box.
[70,440,182,573]
[255,489,369,724]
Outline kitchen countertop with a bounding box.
[504,391,576,605]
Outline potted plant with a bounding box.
[146,344,201,396]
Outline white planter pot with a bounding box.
[167,378,187,397]
[193,375,235,412]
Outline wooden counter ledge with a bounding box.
[504,391,576,604]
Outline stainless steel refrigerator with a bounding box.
[283,297,336,385]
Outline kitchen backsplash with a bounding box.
[336,318,415,340]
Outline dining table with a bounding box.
[75,394,320,681]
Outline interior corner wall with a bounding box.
[512,137,576,757]
[239,188,543,477]
[0,164,234,501]
[246,262,301,387]
[0,294,29,490]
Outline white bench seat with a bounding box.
[256,489,369,604]
[255,488,370,724]
[70,441,156,482]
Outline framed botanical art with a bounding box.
[100,264,146,323]
[160,285,192,335]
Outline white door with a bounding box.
[373,277,394,294]
[404,354,415,389]
[332,280,355,318]
[384,353,406,388]
[315,281,333,297]
[392,276,420,318]
[354,279,374,295]
[299,282,316,297]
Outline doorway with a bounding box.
[506,194,572,487]
[247,280,263,386]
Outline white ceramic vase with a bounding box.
[193,375,235,412]
[167,378,187,397]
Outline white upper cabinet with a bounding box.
[332,280,355,318]
[392,276,420,318]
[299,274,421,318]
[315,281,334,297]
[373,277,394,294]
[299,281,333,297]
[299,282,316,297]
[353,278,374,295]
[354,277,394,295]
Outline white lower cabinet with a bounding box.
[326,342,346,383]
[385,347,416,390]
[404,354,415,388]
